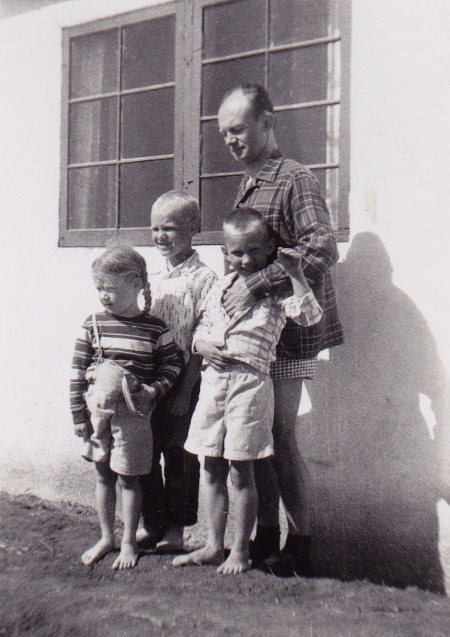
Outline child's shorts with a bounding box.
[84,384,153,476]
[184,362,274,461]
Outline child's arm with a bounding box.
[276,247,323,326]
[70,318,94,440]
[148,328,183,400]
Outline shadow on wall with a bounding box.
[304,231,450,594]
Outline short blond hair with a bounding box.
[152,190,200,233]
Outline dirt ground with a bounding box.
[2,492,450,637]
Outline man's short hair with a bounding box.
[220,82,274,120]
[223,207,271,240]
[151,190,199,231]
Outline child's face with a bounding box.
[223,222,275,278]
[94,274,141,317]
[151,204,194,267]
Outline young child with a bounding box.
[70,247,182,570]
[137,191,216,551]
[173,208,323,575]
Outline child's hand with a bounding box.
[168,388,191,416]
[74,421,91,442]
[195,340,237,371]
[276,247,303,277]
[132,384,157,415]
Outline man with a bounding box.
[216,82,343,576]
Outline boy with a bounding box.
[173,208,322,574]
[138,191,216,551]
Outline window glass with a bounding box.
[203,0,265,59]
[200,175,243,232]
[202,55,265,117]
[121,88,174,159]
[269,45,328,105]
[70,29,119,99]
[68,166,117,229]
[68,97,118,164]
[119,160,174,228]
[270,0,330,45]
[122,16,175,89]
[275,107,327,165]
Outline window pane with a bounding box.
[70,29,119,99]
[275,106,327,165]
[69,97,118,164]
[203,0,266,59]
[200,175,243,232]
[270,0,330,46]
[122,15,175,90]
[202,55,265,117]
[119,160,173,228]
[269,44,328,106]
[121,88,174,159]
[201,120,239,175]
[68,165,117,229]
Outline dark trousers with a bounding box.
[140,377,200,531]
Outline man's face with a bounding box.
[218,91,268,167]
[223,222,275,278]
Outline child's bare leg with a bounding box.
[218,460,257,575]
[82,462,116,565]
[113,474,142,570]
[173,457,228,567]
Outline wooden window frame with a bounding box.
[59,0,350,247]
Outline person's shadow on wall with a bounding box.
[304,231,450,593]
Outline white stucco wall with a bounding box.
[0,0,449,593]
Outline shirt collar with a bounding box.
[165,250,200,276]
[248,149,284,184]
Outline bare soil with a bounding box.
[1,492,450,637]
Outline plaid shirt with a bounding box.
[235,150,344,359]
[193,272,322,375]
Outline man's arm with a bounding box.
[240,169,339,301]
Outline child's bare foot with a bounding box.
[172,545,224,567]
[217,550,250,575]
[112,542,139,570]
[156,525,184,553]
[81,538,114,565]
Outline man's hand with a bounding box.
[195,340,237,371]
[221,275,255,317]
[74,421,91,442]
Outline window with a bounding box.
[59,0,350,247]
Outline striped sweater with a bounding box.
[70,311,182,425]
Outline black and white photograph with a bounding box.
[1,0,450,635]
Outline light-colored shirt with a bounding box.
[149,250,217,364]
[193,272,323,375]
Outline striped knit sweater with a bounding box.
[70,311,182,425]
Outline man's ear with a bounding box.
[263,110,275,131]
[221,245,229,258]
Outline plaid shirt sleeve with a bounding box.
[240,159,339,300]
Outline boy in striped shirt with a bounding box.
[173,208,322,575]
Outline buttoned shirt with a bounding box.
[149,251,217,364]
[235,150,344,359]
[193,272,323,375]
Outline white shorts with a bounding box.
[185,363,274,461]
